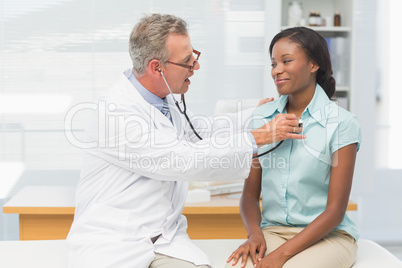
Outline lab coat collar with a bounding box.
[120,69,182,135]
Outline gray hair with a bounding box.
[129,14,188,76]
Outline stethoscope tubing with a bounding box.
[160,70,203,141]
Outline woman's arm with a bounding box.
[227,158,265,267]
[257,143,358,268]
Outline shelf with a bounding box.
[336,86,350,92]
[273,0,353,111]
[281,26,351,32]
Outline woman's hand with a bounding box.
[226,232,267,267]
[255,250,287,268]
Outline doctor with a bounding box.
[66,13,304,268]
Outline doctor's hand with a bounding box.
[226,232,267,267]
[257,97,274,106]
[250,113,305,146]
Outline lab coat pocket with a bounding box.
[81,204,130,241]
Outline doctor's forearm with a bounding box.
[187,108,254,140]
[93,133,253,182]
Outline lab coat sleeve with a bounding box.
[85,104,253,182]
[184,108,255,143]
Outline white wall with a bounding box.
[349,0,377,195]
[350,170,402,243]
[350,0,402,244]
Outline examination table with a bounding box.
[0,239,401,267]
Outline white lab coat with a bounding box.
[67,69,254,268]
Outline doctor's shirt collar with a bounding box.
[126,69,165,112]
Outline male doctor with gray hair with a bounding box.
[67,13,303,268]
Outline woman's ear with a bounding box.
[310,61,320,73]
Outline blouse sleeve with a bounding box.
[330,113,362,154]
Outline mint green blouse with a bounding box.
[251,84,361,240]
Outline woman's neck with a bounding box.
[286,85,316,118]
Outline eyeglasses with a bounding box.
[166,49,201,72]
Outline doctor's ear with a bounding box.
[149,59,163,74]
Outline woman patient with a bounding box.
[226,27,361,268]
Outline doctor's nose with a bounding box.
[193,60,200,71]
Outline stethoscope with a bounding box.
[158,67,303,158]
[252,117,303,159]
[158,68,203,141]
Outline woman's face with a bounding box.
[270,37,318,96]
